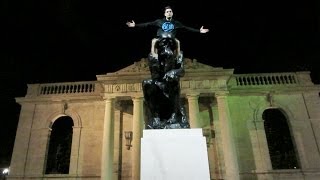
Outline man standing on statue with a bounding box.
[126,6,209,57]
[126,6,209,129]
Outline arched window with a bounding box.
[263,109,300,169]
[45,116,73,174]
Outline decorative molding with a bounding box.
[104,83,142,93]
[103,79,228,94]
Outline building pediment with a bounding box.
[96,58,234,83]
[114,58,150,73]
[113,58,221,74]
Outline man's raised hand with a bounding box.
[126,20,135,27]
[200,26,209,33]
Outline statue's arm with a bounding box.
[163,54,185,81]
[174,53,185,77]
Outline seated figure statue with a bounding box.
[142,31,189,129]
[126,6,209,129]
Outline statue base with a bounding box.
[141,128,210,180]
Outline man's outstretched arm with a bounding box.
[126,20,159,28]
[176,21,209,33]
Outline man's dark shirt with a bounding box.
[135,18,199,38]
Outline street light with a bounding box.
[2,168,9,175]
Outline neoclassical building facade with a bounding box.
[8,58,320,180]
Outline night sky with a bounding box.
[1,0,319,166]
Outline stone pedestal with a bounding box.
[141,128,210,180]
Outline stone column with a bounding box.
[186,93,201,128]
[29,128,51,176]
[302,92,320,154]
[248,120,272,180]
[132,95,144,180]
[113,102,122,180]
[216,93,240,180]
[310,118,320,156]
[101,97,115,180]
[69,126,81,176]
[291,120,320,170]
[8,104,36,177]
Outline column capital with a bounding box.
[186,93,200,98]
[131,93,144,99]
[102,94,117,100]
[215,91,229,98]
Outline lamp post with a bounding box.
[124,131,133,150]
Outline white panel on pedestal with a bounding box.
[141,128,210,180]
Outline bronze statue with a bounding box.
[126,6,209,129]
